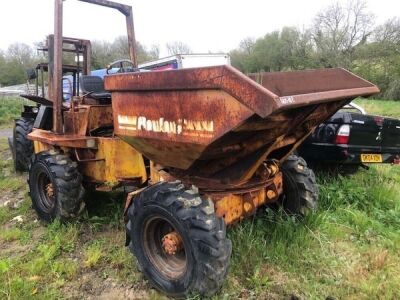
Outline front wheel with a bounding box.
[279,155,318,216]
[126,181,232,297]
[28,150,85,222]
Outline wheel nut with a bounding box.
[45,183,54,198]
[162,231,183,255]
[267,190,276,199]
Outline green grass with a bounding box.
[83,241,104,268]
[0,139,25,193]
[0,99,399,299]
[0,97,30,127]
[354,98,400,118]
[223,165,400,299]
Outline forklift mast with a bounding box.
[51,0,137,134]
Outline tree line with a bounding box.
[230,1,400,100]
[0,0,399,99]
[0,38,192,87]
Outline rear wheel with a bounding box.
[28,150,85,222]
[13,117,34,172]
[126,181,231,297]
[279,155,318,216]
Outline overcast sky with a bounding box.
[0,0,398,56]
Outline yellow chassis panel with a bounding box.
[33,137,147,187]
[80,138,147,185]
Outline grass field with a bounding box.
[354,98,400,118]
[0,97,399,299]
[0,97,32,128]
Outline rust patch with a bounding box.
[210,172,283,225]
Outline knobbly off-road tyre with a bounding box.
[126,181,232,298]
[28,150,85,222]
[279,155,318,216]
[13,117,34,172]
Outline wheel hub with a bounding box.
[36,170,56,213]
[45,183,54,198]
[162,231,183,255]
[143,216,188,279]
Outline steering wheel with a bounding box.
[106,59,135,74]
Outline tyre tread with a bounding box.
[126,181,231,297]
[280,154,318,215]
[13,117,34,172]
[28,151,84,221]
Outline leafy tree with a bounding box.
[253,31,283,72]
[230,1,400,99]
[230,37,257,73]
[231,28,314,73]
[353,17,400,98]
[0,51,5,87]
[0,43,38,86]
[7,43,35,66]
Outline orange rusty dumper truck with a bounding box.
[9,0,379,297]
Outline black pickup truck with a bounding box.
[298,102,400,174]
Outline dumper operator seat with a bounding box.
[80,75,111,104]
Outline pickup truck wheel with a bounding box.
[311,163,360,176]
[126,181,232,297]
[341,164,359,175]
[332,164,359,176]
[280,155,318,216]
[13,117,34,172]
[28,150,85,222]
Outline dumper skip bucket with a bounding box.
[104,66,378,183]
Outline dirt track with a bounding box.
[0,127,12,138]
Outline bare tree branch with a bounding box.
[166,41,192,55]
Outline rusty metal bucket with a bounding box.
[104,66,378,184]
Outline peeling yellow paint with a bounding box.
[118,115,214,135]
